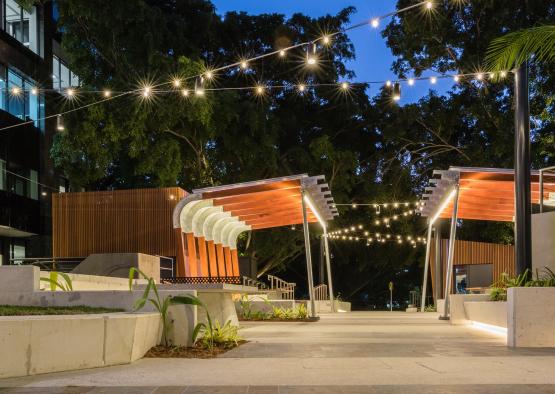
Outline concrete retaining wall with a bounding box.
[464,301,507,328]
[39,271,147,291]
[446,294,491,324]
[0,312,160,379]
[508,287,555,347]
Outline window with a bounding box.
[0,159,5,190]
[10,244,25,263]
[1,67,44,130]
[29,169,38,200]
[52,55,79,91]
[4,0,43,56]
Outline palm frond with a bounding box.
[486,25,555,71]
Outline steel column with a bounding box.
[514,62,532,275]
[322,229,335,312]
[434,224,442,306]
[440,186,459,320]
[420,223,433,312]
[301,189,317,318]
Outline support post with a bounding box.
[514,62,532,275]
[420,223,433,312]
[322,229,335,312]
[434,224,442,306]
[301,189,317,318]
[440,186,459,320]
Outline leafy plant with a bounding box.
[486,25,555,71]
[40,271,73,291]
[128,267,202,347]
[424,305,437,312]
[296,303,308,319]
[489,287,507,302]
[195,320,241,350]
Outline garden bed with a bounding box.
[239,317,319,322]
[144,341,247,358]
[0,305,124,316]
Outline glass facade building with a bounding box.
[0,0,74,265]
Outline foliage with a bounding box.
[489,268,555,301]
[0,305,123,316]
[40,271,73,291]
[424,304,436,312]
[489,287,507,302]
[195,319,241,350]
[486,26,555,71]
[128,267,202,347]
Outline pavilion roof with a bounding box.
[419,167,555,222]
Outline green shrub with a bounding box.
[195,319,241,350]
[40,271,73,291]
[489,287,507,301]
[424,305,436,312]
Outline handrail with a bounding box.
[314,284,329,301]
[539,165,555,213]
[267,274,296,300]
[242,276,267,289]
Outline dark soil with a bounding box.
[144,341,247,359]
[239,317,320,322]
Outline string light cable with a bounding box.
[0,1,493,133]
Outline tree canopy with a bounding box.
[51,0,555,309]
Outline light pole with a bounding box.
[514,62,532,275]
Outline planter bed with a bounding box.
[145,341,248,359]
[239,317,320,322]
[0,305,124,316]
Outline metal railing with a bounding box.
[242,276,267,289]
[539,165,555,213]
[9,257,85,272]
[267,274,296,300]
[314,284,329,301]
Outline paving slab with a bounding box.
[2,312,555,391]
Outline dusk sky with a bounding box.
[211,0,454,105]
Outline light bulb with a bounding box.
[426,1,433,9]
[31,87,38,95]
[205,71,213,79]
[173,79,181,87]
[500,71,507,78]
[103,90,111,98]
[279,49,286,57]
[408,78,415,86]
[11,86,21,95]
[453,75,460,82]
[255,85,264,95]
[322,35,330,44]
[430,76,437,84]
[476,73,484,81]
[371,18,379,28]
[298,84,306,92]
[385,80,392,87]
[143,86,151,97]
[341,82,349,90]
[182,89,189,97]
[240,61,248,69]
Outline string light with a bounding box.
[385,80,392,87]
[240,60,249,70]
[56,114,65,131]
[11,86,21,95]
[255,85,265,95]
[142,86,151,97]
[322,35,331,45]
[408,78,415,86]
[453,75,460,82]
[306,43,317,66]
[31,87,38,95]
[172,78,181,87]
[476,73,484,81]
[392,82,401,101]
[181,89,189,97]
[430,76,437,84]
[341,82,349,90]
[298,83,306,92]
[0,2,512,134]
[103,89,111,98]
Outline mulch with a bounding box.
[144,341,247,359]
[239,317,320,322]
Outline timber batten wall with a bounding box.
[52,188,187,258]
[430,238,515,300]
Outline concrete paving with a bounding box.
[2,311,555,393]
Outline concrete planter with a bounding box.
[0,312,160,378]
[508,287,555,347]
[464,301,507,328]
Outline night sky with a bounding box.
[211,0,453,105]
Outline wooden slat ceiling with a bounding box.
[192,174,338,229]
[420,167,555,222]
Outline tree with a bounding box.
[486,26,555,71]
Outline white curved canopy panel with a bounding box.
[212,216,239,244]
[220,221,246,247]
[192,205,222,237]
[203,211,231,241]
[173,194,201,229]
[228,225,251,249]
[181,199,214,233]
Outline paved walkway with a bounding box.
[2,312,555,393]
